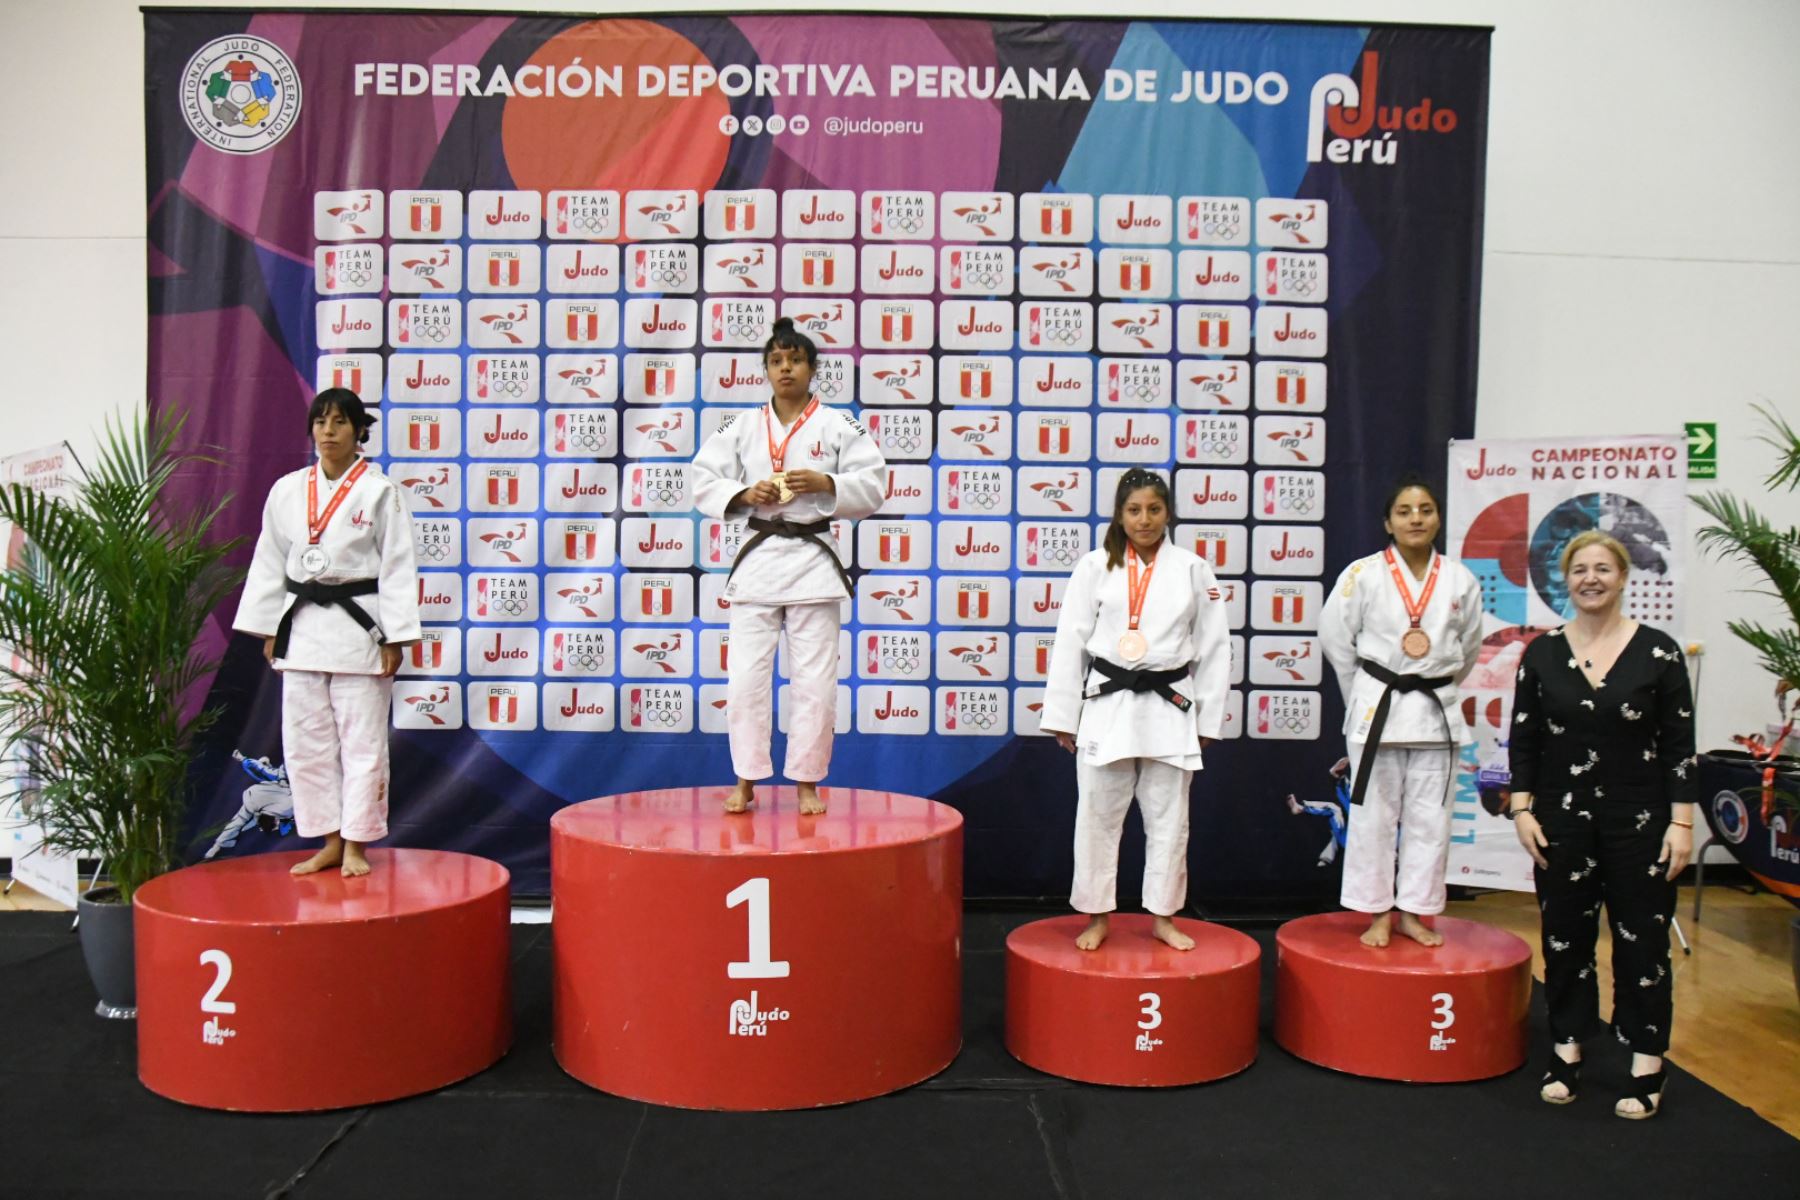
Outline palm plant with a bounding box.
[0,413,242,903]
[1692,402,1800,755]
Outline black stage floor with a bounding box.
[3,908,1795,1199]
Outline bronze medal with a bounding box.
[1401,627,1431,658]
[1116,630,1148,663]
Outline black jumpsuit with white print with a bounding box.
[1508,625,1696,1055]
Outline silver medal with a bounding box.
[298,544,330,578]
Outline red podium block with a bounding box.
[135,849,511,1111]
[1005,915,1261,1086]
[551,787,962,1110]
[1275,912,1531,1082]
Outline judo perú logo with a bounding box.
[729,989,790,1037]
[182,36,301,154]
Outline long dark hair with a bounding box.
[762,316,818,369]
[1103,469,1171,570]
[307,386,376,445]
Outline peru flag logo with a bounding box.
[566,310,602,343]
[1192,316,1230,348]
[722,198,757,231]
[409,640,443,669]
[488,690,520,725]
[802,256,835,287]
[1038,424,1071,454]
[643,366,677,396]
[1041,206,1073,236]
[879,532,911,562]
[487,473,520,505]
[957,588,991,620]
[959,366,992,400]
[330,365,362,393]
[1119,261,1152,292]
[881,312,914,343]
[565,528,599,561]
[409,200,443,233]
[408,418,441,451]
[488,256,522,287]
[640,584,673,617]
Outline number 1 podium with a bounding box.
[550,787,963,1110]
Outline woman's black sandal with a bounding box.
[1538,1054,1581,1104]
[1615,1069,1666,1120]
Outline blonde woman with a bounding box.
[1508,530,1695,1119]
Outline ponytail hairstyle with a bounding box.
[762,316,819,369]
[1103,468,1172,570]
[307,386,377,445]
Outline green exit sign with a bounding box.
[1686,422,1717,480]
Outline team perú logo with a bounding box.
[182,36,301,155]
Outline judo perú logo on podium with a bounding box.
[729,990,790,1037]
[181,36,301,154]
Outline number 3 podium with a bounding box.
[550,787,964,1110]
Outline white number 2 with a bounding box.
[1137,991,1163,1031]
[1429,991,1455,1030]
[199,949,237,1014]
[726,877,791,980]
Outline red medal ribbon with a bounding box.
[1125,542,1158,632]
[307,457,370,546]
[1382,546,1440,633]
[765,397,821,473]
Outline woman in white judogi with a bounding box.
[1040,470,1231,951]
[1320,477,1483,947]
[233,388,419,877]
[691,318,885,815]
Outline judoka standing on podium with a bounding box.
[691,319,885,815]
[233,388,420,877]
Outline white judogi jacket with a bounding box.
[1319,548,1484,746]
[233,460,421,674]
[690,400,886,605]
[1040,542,1231,768]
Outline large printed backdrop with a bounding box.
[147,12,1491,896]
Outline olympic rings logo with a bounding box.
[489,597,528,616]
[1114,381,1160,401]
[814,375,844,398]
[410,324,451,344]
[880,654,922,674]
[490,378,529,398]
[885,216,926,236]
[333,268,373,289]
[640,706,683,727]
[566,213,610,236]
[883,435,922,453]
[567,650,604,672]
[564,430,604,452]
[1272,496,1317,515]
[419,542,451,562]
[642,267,689,288]
[958,709,998,730]
[1191,438,1240,458]
[959,269,1005,293]
[1266,713,1311,734]
[1198,218,1242,238]
[718,319,764,341]
[638,486,682,506]
[1038,546,1078,566]
[1280,277,1319,298]
[958,492,1002,510]
[1038,325,1084,347]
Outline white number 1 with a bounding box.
[726,877,790,980]
[1137,991,1163,1031]
[1430,991,1455,1030]
[199,949,237,1014]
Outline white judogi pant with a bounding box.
[726,600,838,782]
[1072,757,1193,917]
[1341,741,1452,915]
[282,671,393,843]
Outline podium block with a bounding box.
[551,787,962,1110]
[1005,915,1261,1086]
[135,849,512,1111]
[1275,912,1531,1082]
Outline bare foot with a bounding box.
[1074,914,1110,951]
[340,843,370,878]
[291,835,344,876]
[724,780,755,813]
[1396,911,1444,948]
[1151,915,1195,951]
[1360,911,1392,948]
[796,783,826,816]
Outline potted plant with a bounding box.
[0,413,241,1016]
[1691,403,1800,1001]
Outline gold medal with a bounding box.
[1401,627,1432,658]
[1116,630,1148,662]
[771,471,794,504]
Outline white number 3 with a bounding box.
[1137,991,1163,1030]
[1429,991,1455,1030]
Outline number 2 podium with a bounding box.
[551,787,963,1110]
[134,849,512,1111]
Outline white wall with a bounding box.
[3,0,1795,747]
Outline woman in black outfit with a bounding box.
[1508,530,1695,1118]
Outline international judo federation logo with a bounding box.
[181,36,302,155]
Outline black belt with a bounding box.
[1086,658,1193,713]
[273,576,381,660]
[1349,658,1453,806]
[726,516,852,598]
